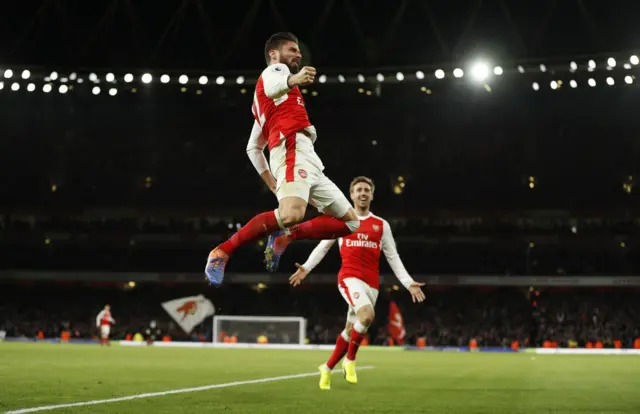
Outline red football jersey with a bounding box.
[252,64,312,151]
[338,214,385,289]
[97,310,113,326]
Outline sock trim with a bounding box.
[274,209,285,230]
[340,329,350,341]
[354,321,368,334]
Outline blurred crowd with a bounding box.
[1,282,638,348]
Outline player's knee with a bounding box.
[357,306,375,327]
[341,209,360,233]
[279,206,305,227]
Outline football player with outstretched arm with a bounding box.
[289,176,426,390]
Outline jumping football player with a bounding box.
[288,176,426,390]
[205,32,360,285]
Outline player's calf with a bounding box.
[343,305,374,384]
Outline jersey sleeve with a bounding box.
[245,121,269,174]
[301,239,337,272]
[261,63,292,99]
[96,310,104,326]
[381,220,414,290]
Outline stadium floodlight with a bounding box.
[588,78,596,87]
[236,76,245,84]
[550,80,558,90]
[59,85,68,94]
[43,84,52,93]
[109,88,117,96]
[89,73,98,82]
[606,77,615,86]
[11,82,19,91]
[50,71,58,80]
[4,69,13,78]
[539,64,547,72]
[357,74,365,83]
[69,72,77,81]
[517,65,525,73]
[178,75,188,84]
[625,76,633,84]
[160,74,170,84]
[607,57,616,68]
[570,61,578,72]
[21,70,30,79]
[376,73,384,82]
[435,69,445,79]
[396,72,404,81]
[493,66,503,76]
[106,73,115,82]
[92,86,100,95]
[631,55,639,65]
[570,80,577,88]
[337,74,345,83]
[26,83,35,92]
[532,82,539,91]
[212,315,307,346]
[470,62,489,82]
[0,82,3,90]
[453,68,463,78]
[319,74,327,83]
[415,71,424,80]
[141,73,152,84]
[624,63,632,70]
[216,76,225,85]
[198,76,208,85]
[588,60,596,69]
[124,73,133,83]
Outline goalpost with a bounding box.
[212,315,307,345]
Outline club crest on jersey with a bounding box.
[353,292,360,299]
[372,224,380,232]
[298,169,308,179]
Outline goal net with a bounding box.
[212,315,307,345]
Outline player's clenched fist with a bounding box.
[289,66,316,87]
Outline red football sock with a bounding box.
[218,211,280,255]
[289,215,352,241]
[347,330,365,361]
[326,332,349,369]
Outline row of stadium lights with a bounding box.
[1,56,639,94]
[534,76,635,90]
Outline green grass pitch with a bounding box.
[1,342,639,413]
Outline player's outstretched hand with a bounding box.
[289,263,309,287]
[291,66,316,86]
[408,282,426,303]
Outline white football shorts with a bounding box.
[269,132,351,218]
[338,277,379,324]
[100,325,110,339]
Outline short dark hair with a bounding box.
[350,176,375,193]
[264,32,299,64]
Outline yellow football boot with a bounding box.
[342,359,357,384]
[318,364,331,390]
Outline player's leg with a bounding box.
[318,291,357,390]
[100,325,110,346]
[341,278,378,384]
[207,134,314,282]
[265,173,360,271]
[289,173,359,241]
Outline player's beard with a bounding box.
[287,59,301,74]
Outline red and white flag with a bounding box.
[161,295,215,334]
[388,301,406,345]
